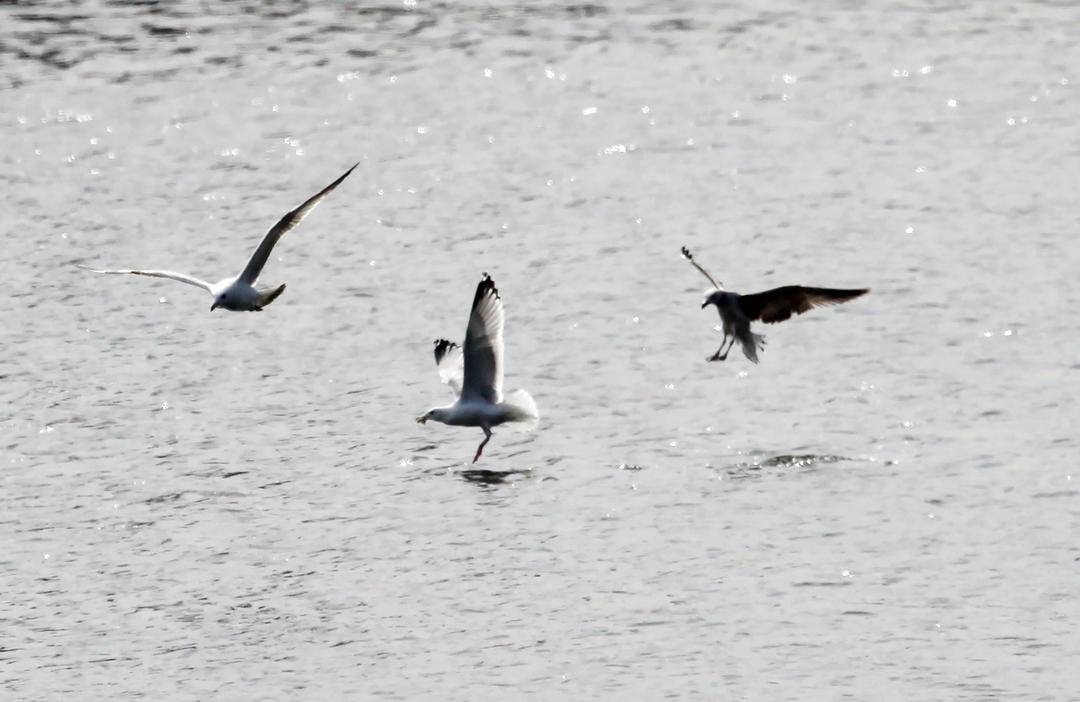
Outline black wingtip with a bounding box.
[680,245,692,260]
[328,162,359,189]
[835,287,870,300]
[475,272,499,300]
[433,338,458,363]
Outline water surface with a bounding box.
[3,1,1079,699]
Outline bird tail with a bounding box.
[501,389,539,429]
[740,332,766,364]
[256,283,287,308]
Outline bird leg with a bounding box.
[472,427,492,463]
[719,335,738,360]
[707,332,729,362]
[708,334,737,362]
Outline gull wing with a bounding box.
[76,264,212,292]
[740,286,869,324]
[460,274,504,404]
[681,246,723,290]
[433,338,464,397]
[238,162,359,284]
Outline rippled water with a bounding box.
[4,1,1079,699]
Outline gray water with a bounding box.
[3,1,1079,699]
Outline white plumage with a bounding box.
[417,274,539,463]
[77,162,357,312]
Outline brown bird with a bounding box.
[681,246,869,363]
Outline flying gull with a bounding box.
[416,273,539,463]
[681,246,868,363]
[78,162,358,311]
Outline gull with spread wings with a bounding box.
[681,246,869,363]
[416,274,538,463]
[77,162,358,311]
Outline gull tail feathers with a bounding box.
[740,332,766,364]
[256,283,287,309]
[501,389,539,429]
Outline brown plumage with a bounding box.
[740,286,869,324]
[681,246,870,363]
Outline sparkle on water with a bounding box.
[3,1,1078,700]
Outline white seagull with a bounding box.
[416,273,539,463]
[682,246,869,363]
[78,162,358,312]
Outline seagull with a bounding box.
[416,273,539,463]
[681,246,869,363]
[77,162,358,311]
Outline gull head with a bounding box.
[416,408,449,425]
[701,289,724,309]
[210,293,226,312]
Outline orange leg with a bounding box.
[472,427,492,463]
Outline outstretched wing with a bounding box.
[238,162,359,284]
[433,338,464,397]
[680,246,723,290]
[740,286,869,324]
[76,264,212,292]
[460,273,504,404]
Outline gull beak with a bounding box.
[415,415,427,424]
[701,300,709,308]
[210,301,219,312]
